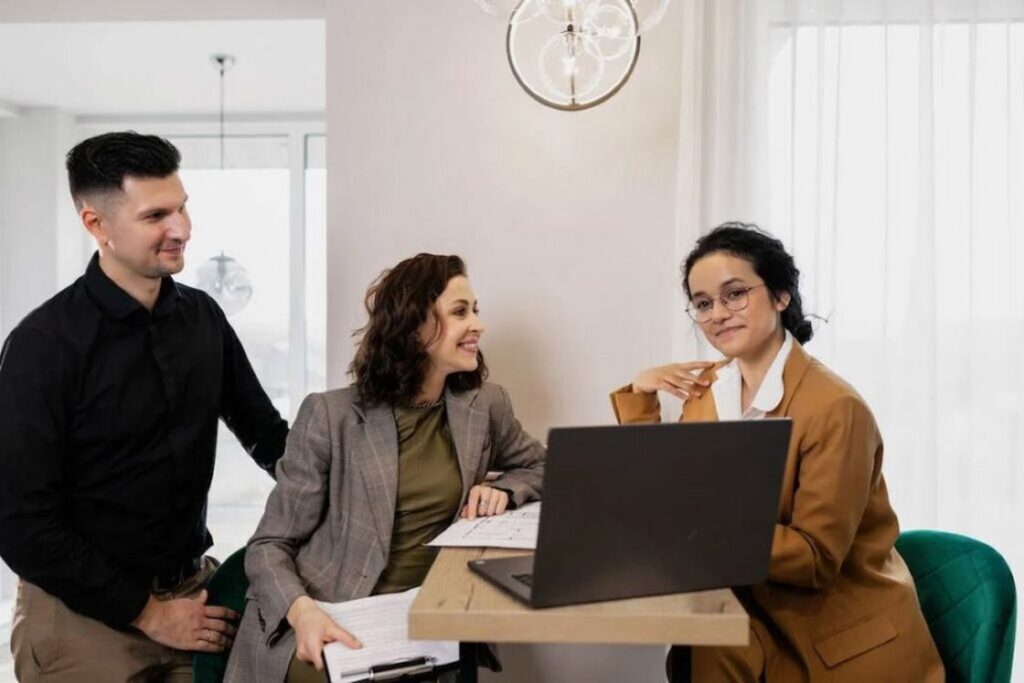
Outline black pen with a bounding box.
[338,655,436,681]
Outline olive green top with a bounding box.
[372,402,463,595]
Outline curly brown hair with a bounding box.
[349,253,488,405]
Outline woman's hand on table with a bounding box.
[461,485,509,520]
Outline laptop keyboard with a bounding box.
[512,573,534,588]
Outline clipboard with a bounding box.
[315,588,459,683]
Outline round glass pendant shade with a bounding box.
[196,252,253,316]
[507,0,640,110]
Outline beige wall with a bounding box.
[326,1,691,680]
[326,0,690,431]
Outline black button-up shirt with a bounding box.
[0,253,288,627]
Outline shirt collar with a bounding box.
[749,330,793,414]
[84,251,181,321]
[714,330,794,417]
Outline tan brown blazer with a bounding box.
[611,343,944,682]
[224,382,545,683]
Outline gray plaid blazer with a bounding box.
[224,382,545,683]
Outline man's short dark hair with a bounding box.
[66,131,181,206]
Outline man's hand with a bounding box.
[287,596,362,671]
[132,589,238,653]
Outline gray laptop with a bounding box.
[468,419,792,608]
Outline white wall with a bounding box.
[326,2,690,680]
[0,107,82,339]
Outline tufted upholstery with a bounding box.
[896,530,1016,683]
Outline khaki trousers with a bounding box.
[11,558,217,683]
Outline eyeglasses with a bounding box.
[686,284,767,323]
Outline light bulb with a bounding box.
[539,30,605,103]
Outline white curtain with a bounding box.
[675,0,1024,675]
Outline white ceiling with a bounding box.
[0,0,325,22]
[0,20,325,116]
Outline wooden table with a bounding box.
[409,547,749,681]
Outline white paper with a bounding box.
[427,501,540,549]
[318,588,458,683]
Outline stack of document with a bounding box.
[318,588,458,683]
[427,501,540,550]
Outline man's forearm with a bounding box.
[0,519,150,627]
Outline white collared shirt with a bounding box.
[711,331,794,421]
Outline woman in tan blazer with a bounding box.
[225,254,545,683]
[611,223,944,682]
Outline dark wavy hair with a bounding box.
[349,254,487,405]
[681,222,814,344]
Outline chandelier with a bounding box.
[474,0,669,110]
[195,53,253,317]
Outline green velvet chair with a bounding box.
[896,530,1016,683]
[193,548,249,683]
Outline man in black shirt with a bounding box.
[0,132,289,681]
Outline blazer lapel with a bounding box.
[687,347,806,422]
[353,401,399,554]
[444,386,483,504]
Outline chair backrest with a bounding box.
[896,530,1016,683]
[192,547,250,683]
